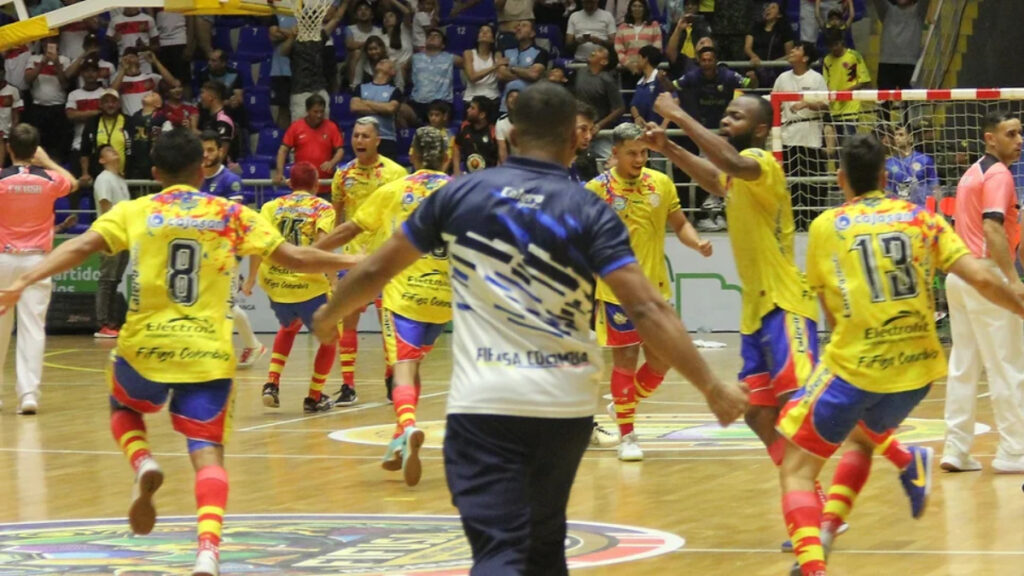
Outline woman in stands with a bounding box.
[615,0,663,89]
[744,1,794,87]
[381,6,413,90]
[462,23,505,114]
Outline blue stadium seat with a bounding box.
[447,24,478,55]
[239,159,272,179]
[441,0,495,24]
[330,92,353,126]
[217,15,249,29]
[535,23,564,54]
[53,196,70,225]
[244,86,275,130]
[228,58,254,87]
[397,127,414,153]
[453,67,465,92]
[331,27,348,61]
[236,25,273,61]
[212,25,234,54]
[255,59,272,87]
[253,125,283,160]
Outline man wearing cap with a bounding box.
[410,28,461,124]
[66,34,117,90]
[79,88,129,183]
[66,59,106,177]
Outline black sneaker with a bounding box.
[385,375,394,402]
[334,384,358,406]
[303,394,333,413]
[262,383,280,408]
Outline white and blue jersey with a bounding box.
[885,150,938,207]
[402,156,636,419]
[201,165,244,202]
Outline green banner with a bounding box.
[51,236,102,294]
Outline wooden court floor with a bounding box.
[1,333,1022,575]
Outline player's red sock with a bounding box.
[339,328,358,387]
[308,342,336,401]
[392,384,418,437]
[110,409,151,471]
[822,449,872,533]
[611,367,637,437]
[268,320,300,386]
[877,435,913,470]
[782,491,827,575]
[195,465,228,553]
[634,363,665,401]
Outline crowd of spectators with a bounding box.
[0,0,937,233]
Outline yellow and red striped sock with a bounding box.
[611,367,637,436]
[392,384,418,436]
[877,435,912,470]
[634,363,665,400]
[782,491,827,575]
[308,343,336,401]
[339,328,358,387]
[268,322,299,385]
[110,409,151,471]
[195,465,228,552]
[822,450,872,532]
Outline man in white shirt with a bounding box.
[25,37,72,162]
[0,66,23,167]
[566,0,616,61]
[772,41,829,226]
[111,49,174,116]
[66,59,105,158]
[91,144,131,338]
[109,7,160,73]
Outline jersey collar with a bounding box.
[505,156,571,178]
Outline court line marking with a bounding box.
[680,547,1024,556]
[236,391,449,432]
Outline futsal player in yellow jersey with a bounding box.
[317,127,451,487]
[242,162,338,413]
[585,123,711,462]
[330,117,409,404]
[0,130,360,576]
[775,134,1024,576]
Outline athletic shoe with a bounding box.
[695,217,724,232]
[382,433,405,472]
[402,426,426,487]
[334,384,358,406]
[303,394,333,413]
[236,344,266,369]
[617,432,643,462]
[701,196,724,211]
[385,375,394,402]
[261,383,280,408]
[992,457,1024,474]
[940,452,982,472]
[17,393,37,415]
[129,458,164,535]
[589,422,620,448]
[713,214,727,230]
[192,547,219,576]
[898,445,933,518]
[93,326,119,338]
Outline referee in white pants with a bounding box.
[943,110,1024,473]
[0,124,77,414]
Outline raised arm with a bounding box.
[640,122,726,196]
[313,220,364,251]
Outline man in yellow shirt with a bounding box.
[330,116,409,405]
[243,162,338,413]
[776,134,1024,576]
[0,130,359,576]
[822,28,870,142]
[316,127,451,487]
[585,122,711,462]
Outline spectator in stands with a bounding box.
[572,46,625,159]
[412,0,439,52]
[420,100,455,173]
[25,37,72,163]
[570,101,600,182]
[0,66,23,167]
[615,0,663,89]
[630,46,675,126]
[822,27,870,140]
[66,34,116,89]
[91,144,130,338]
[454,95,498,175]
[353,35,389,87]
[275,93,345,190]
[665,0,712,78]
[496,86,519,163]
[66,59,104,179]
[270,13,298,128]
[409,28,460,124]
[497,20,548,113]
[744,1,794,87]
[111,49,173,117]
[352,58,402,158]
[155,10,190,97]
[711,0,753,61]
[885,122,939,206]
[287,4,343,124]
[872,0,931,90]
[125,91,163,180]
[546,64,569,85]
[381,5,414,90]
[156,79,199,132]
[566,0,616,62]
[197,49,246,137]
[346,0,384,89]
[198,80,239,162]
[4,42,32,94]
[801,0,851,43]
[672,45,753,129]
[535,0,569,31]
[109,7,160,74]
[80,89,129,182]
[773,41,829,227]
[59,9,100,62]
[464,24,505,112]
[496,0,536,52]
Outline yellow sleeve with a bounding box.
[237,205,286,258]
[388,162,410,181]
[585,177,609,201]
[805,213,829,294]
[855,51,871,83]
[658,172,681,214]
[351,186,389,233]
[317,202,336,234]
[330,168,345,206]
[259,200,276,225]
[739,148,778,202]
[89,199,131,254]
[932,213,971,272]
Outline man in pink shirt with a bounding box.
[0,124,77,415]
[943,110,1024,474]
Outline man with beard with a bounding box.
[454,96,498,175]
[571,101,600,183]
[66,59,105,182]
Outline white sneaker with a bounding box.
[192,548,220,576]
[701,196,724,211]
[713,214,727,230]
[695,217,722,232]
[129,458,164,535]
[589,422,620,448]
[939,452,982,472]
[236,344,266,369]
[17,393,37,415]
[617,432,643,461]
[992,458,1024,474]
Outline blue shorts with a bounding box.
[738,307,818,407]
[777,364,931,459]
[107,354,235,451]
[270,294,327,330]
[594,301,641,348]
[382,308,445,364]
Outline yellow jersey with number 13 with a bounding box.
[89,187,285,383]
[722,148,818,334]
[807,192,970,393]
[257,191,336,303]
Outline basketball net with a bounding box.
[292,0,332,42]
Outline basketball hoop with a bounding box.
[293,0,332,42]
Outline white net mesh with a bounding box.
[292,0,332,42]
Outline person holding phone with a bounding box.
[24,37,72,163]
[566,0,616,61]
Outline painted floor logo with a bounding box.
[0,514,683,574]
[331,417,981,451]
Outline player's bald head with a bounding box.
[510,81,578,164]
[736,94,773,129]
